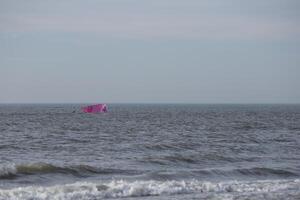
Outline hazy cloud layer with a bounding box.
[1,0,300,40]
[0,0,300,103]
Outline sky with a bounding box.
[0,0,300,103]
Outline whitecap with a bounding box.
[0,179,299,200]
[0,163,17,178]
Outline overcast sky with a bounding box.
[1,0,300,103]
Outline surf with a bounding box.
[0,179,299,200]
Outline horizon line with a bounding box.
[0,102,299,105]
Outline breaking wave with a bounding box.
[0,163,139,179]
[0,179,299,200]
[0,164,16,179]
[1,162,298,180]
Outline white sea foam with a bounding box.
[0,163,17,177]
[0,179,299,200]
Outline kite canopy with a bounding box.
[82,104,108,113]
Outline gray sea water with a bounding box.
[0,104,300,200]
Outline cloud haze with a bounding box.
[0,0,300,103]
[1,0,300,40]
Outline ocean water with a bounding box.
[0,104,300,200]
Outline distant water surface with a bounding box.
[0,104,300,199]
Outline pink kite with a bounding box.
[82,104,108,113]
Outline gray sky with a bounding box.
[1,0,300,103]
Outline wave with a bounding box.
[235,167,298,177]
[1,162,298,181]
[194,167,298,178]
[0,163,16,179]
[0,163,140,179]
[145,167,298,181]
[0,179,299,200]
[143,154,237,165]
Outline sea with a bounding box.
[0,104,300,200]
